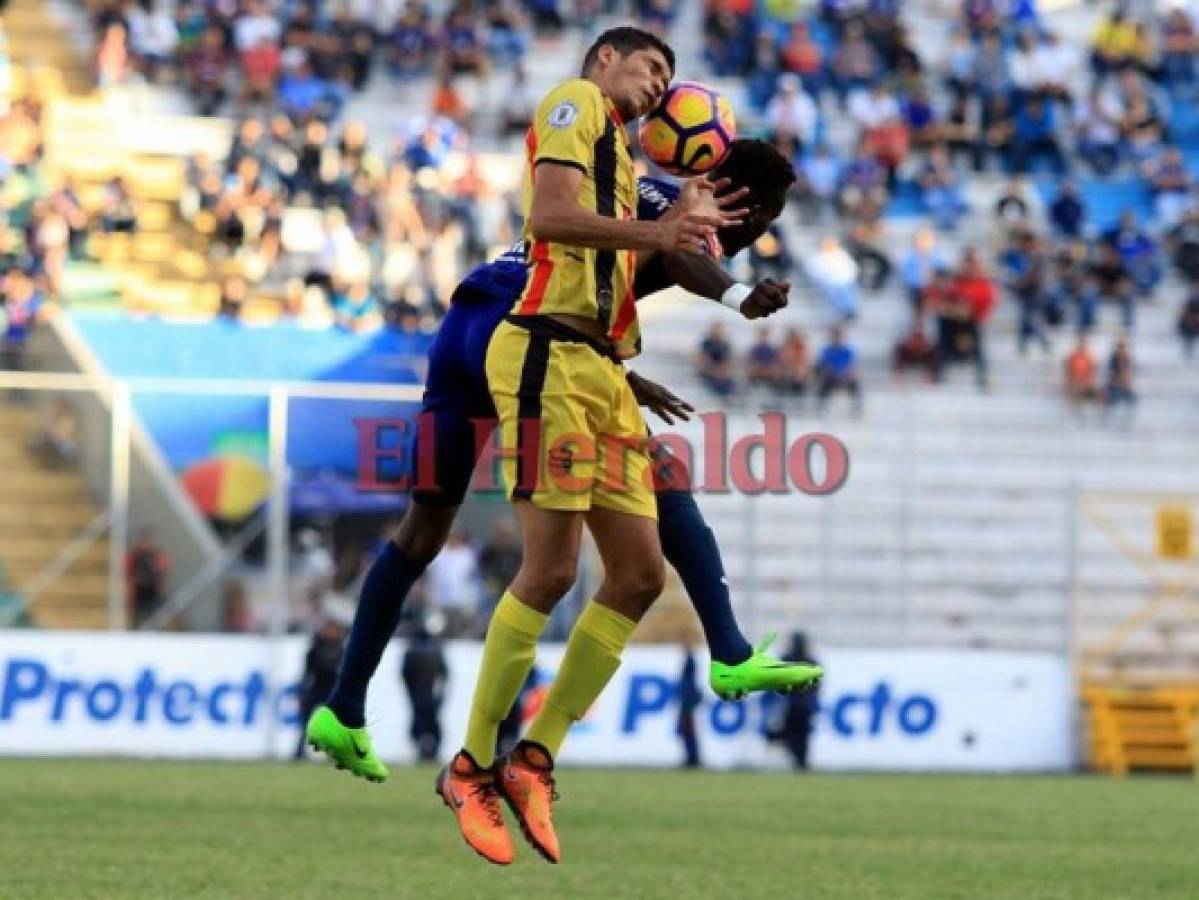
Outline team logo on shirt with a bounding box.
[547,101,578,129]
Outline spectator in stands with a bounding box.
[1167,206,1199,283]
[1031,31,1079,106]
[942,93,982,171]
[918,143,966,231]
[765,74,818,152]
[388,2,436,82]
[27,398,80,468]
[978,94,1016,173]
[971,31,1011,107]
[806,234,860,322]
[831,21,881,106]
[126,0,179,84]
[749,223,793,285]
[900,227,945,313]
[1011,94,1068,175]
[95,21,131,88]
[1064,334,1101,410]
[1102,210,1161,297]
[1090,241,1137,330]
[126,529,171,627]
[1104,336,1137,420]
[703,1,750,77]
[501,64,536,139]
[1143,146,1192,229]
[796,144,841,222]
[776,327,811,397]
[1003,229,1051,356]
[240,36,282,107]
[746,327,781,391]
[1178,290,1199,359]
[855,85,909,185]
[1049,241,1097,332]
[697,322,736,399]
[837,142,888,220]
[1048,179,1086,239]
[1,269,44,377]
[773,632,818,770]
[1113,71,1166,165]
[994,177,1032,225]
[892,318,936,381]
[843,210,892,291]
[441,7,489,78]
[424,528,480,637]
[1158,8,1197,96]
[1073,84,1121,176]
[218,275,248,321]
[185,24,229,116]
[99,176,138,234]
[816,325,862,414]
[952,247,997,387]
[1090,6,1139,86]
[330,280,381,332]
[780,20,824,99]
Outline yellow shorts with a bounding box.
[485,318,656,520]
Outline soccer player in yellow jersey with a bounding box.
[436,27,732,865]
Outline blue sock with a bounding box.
[326,542,427,728]
[656,490,753,665]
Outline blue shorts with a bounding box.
[409,285,510,506]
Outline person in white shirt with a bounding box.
[848,82,900,131]
[765,73,819,150]
[805,234,860,322]
[424,529,481,637]
[126,1,179,80]
[234,0,282,53]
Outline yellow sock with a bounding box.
[463,591,548,767]
[524,601,637,758]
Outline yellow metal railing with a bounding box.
[1082,684,1199,775]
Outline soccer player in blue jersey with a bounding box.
[305,139,820,783]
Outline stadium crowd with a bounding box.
[692,0,1199,413]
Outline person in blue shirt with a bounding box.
[1011,94,1067,175]
[1102,209,1161,296]
[816,324,862,414]
[307,140,823,779]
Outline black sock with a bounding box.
[325,542,426,728]
[656,490,753,665]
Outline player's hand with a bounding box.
[654,212,721,254]
[740,278,791,319]
[675,176,748,227]
[627,371,695,425]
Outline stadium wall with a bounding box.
[0,632,1074,772]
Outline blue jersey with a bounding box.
[412,177,681,505]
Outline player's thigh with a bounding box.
[509,501,586,614]
[486,323,599,512]
[585,504,664,622]
[590,364,657,521]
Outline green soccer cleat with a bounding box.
[305,705,389,783]
[709,634,824,701]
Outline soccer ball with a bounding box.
[639,81,736,176]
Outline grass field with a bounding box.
[1,760,1195,900]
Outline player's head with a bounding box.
[709,139,797,257]
[581,27,675,121]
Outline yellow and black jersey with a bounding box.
[514,78,642,358]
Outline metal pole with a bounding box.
[108,382,131,630]
[264,386,290,759]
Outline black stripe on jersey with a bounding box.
[593,119,618,332]
[512,333,551,500]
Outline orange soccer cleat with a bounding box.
[495,740,561,864]
[435,751,515,866]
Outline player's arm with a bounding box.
[660,251,791,320]
[530,163,724,253]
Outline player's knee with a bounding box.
[392,509,454,567]
[613,555,665,610]
[515,561,579,607]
